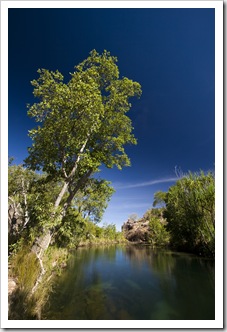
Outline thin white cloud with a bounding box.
[114,177,179,190]
[121,203,150,209]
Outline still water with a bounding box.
[45,245,215,320]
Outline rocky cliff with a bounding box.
[121,219,150,242]
[121,208,166,243]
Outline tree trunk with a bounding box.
[31,230,52,293]
[54,180,69,209]
[21,178,30,228]
[62,169,93,216]
[31,139,91,292]
[54,138,89,210]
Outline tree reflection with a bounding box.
[43,245,215,320]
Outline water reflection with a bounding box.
[44,245,214,320]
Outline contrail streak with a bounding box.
[115,177,179,189]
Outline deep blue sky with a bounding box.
[8,8,215,229]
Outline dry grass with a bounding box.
[9,244,71,319]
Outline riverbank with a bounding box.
[8,237,128,318]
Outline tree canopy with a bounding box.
[25,49,141,177]
[24,49,141,228]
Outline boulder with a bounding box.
[122,219,150,242]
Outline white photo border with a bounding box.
[1,0,223,329]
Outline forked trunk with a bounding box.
[62,169,93,216]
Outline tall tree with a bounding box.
[25,50,141,214]
[24,50,141,259]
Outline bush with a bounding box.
[148,215,170,248]
[164,171,215,257]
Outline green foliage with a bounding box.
[8,163,118,252]
[144,207,164,219]
[153,191,167,208]
[8,164,36,198]
[56,209,87,249]
[28,177,63,230]
[115,231,127,243]
[148,215,170,247]
[143,209,170,247]
[74,178,115,223]
[94,225,104,238]
[8,236,26,256]
[8,164,39,215]
[102,222,118,240]
[156,171,215,257]
[43,246,69,276]
[80,221,125,245]
[25,49,141,177]
[22,49,141,252]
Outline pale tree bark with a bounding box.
[54,180,69,209]
[8,197,23,235]
[54,138,89,210]
[31,230,52,294]
[21,177,30,228]
[31,139,91,293]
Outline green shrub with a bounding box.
[148,215,170,247]
[155,171,215,257]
